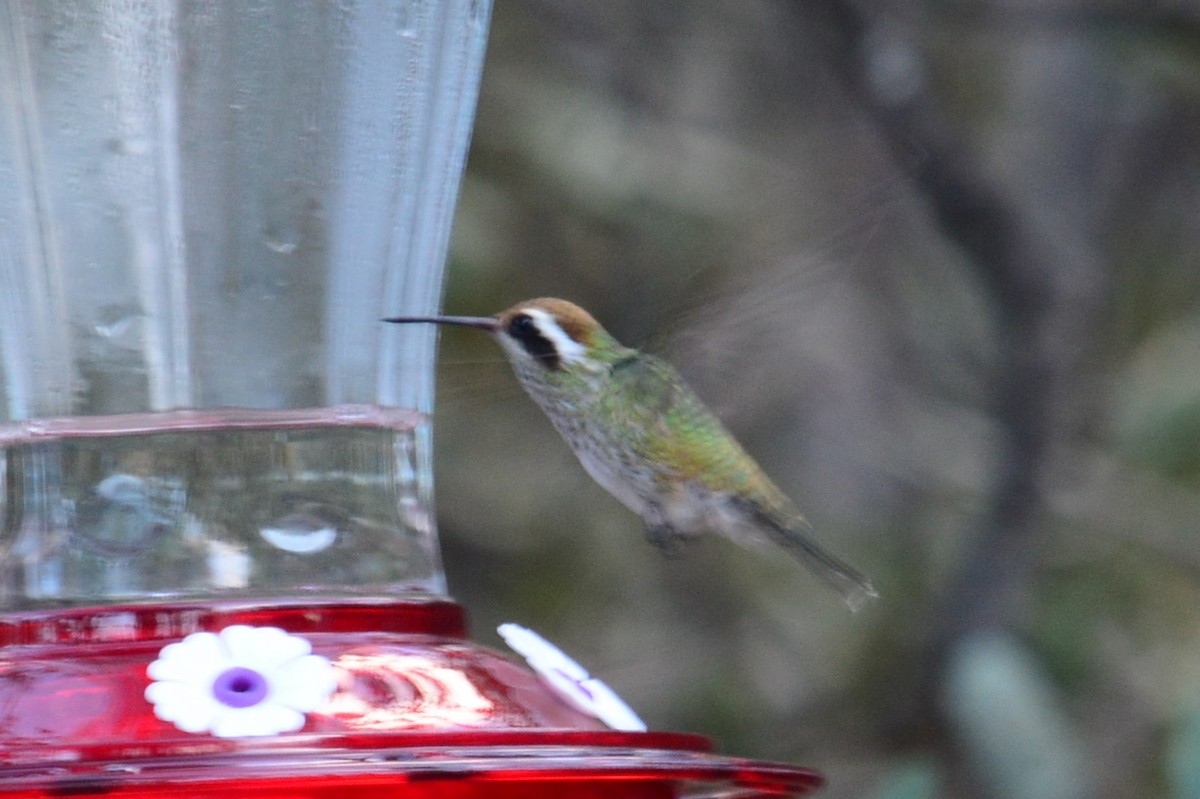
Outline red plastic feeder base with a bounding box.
[0,600,823,797]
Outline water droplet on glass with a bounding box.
[74,473,181,556]
[260,512,339,554]
[262,232,299,254]
[92,316,137,339]
[92,303,142,342]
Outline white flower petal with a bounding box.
[538,666,599,715]
[145,681,224,732]
[268,654,337,712]
[498,623,588,680]
[211,703,305,738]
[220,625,309,671]
[161,631,224,662]
[147,633,227,684]
[579,678,647,732]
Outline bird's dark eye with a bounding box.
[506,313,561,371]
[508,314,535,337]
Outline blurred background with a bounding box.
[431,2,1200,797]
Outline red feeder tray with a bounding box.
[0,599,823,797]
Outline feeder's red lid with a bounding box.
[0,599,823,796]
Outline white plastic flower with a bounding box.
[145,625,336,738]
[498,622,646,732]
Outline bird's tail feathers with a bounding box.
[759,513,879,612]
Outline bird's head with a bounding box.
[385,298,628,385]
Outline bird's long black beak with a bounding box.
[383,314,498,331]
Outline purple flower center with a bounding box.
[212,666,269,708]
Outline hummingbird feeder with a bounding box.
[0,3,823,796]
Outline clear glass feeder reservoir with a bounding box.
[0,2,822,796]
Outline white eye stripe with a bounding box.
[523,307,587,364]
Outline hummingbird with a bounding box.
[385,298,878,611]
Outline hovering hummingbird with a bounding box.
[386,298,878,610]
